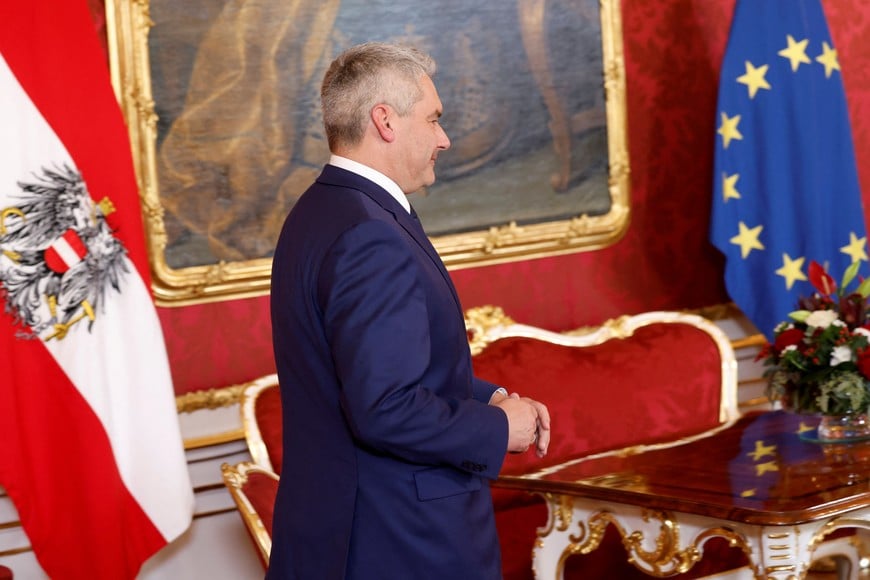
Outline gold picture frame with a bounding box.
[106,0,629,306]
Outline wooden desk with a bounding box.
[497,411,870,579]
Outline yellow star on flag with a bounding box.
[755,461,779,477]
[740,489,756,498]
[776,253,807,290]
[778,35,811,72]
[797,422,815,435]
[722,173,741,202]
[718,112,743,149]
[737,61,771,98]
[730,222,764,259]
[746,440,777,461]
[840,232,868,263]
[816,41,840,78]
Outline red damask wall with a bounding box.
[88,0,870,395]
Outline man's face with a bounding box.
[393,75,451,194]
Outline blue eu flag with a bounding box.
[711,0,867,340]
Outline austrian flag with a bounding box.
[0,2,193,579]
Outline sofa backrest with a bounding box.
[467,308,739,482]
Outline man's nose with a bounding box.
[438,125,451,150]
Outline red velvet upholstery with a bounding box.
[470,311,744,579]
[254,386,283,474]
[241,375,283,474]
[243,469,279,537]
[221,461,280,568]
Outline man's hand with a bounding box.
[522,396,550,458]
[493,393,550,457]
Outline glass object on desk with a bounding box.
[776,392,870,444]
[816,412,870,443]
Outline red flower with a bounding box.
[858,349,870,380]
[809,260,837,296]
[839,293,867,329]
[773,327,804,353]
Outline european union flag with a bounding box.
[711,0,867,340]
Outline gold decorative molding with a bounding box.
[564,314,632,339]
[731,334,766,349]
[175,384,244,414]
[0,519,21,530]
[0,545,32,558]
[693,526,757,577]
[464,305,516,355]
[554,507,751,578]
[554,493,575,533]
[563,302,766,351]
[183,428,245,451]
[176,376,281,449]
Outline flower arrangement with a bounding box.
[758,260,870,416]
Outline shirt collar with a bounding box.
[328,154,411,214]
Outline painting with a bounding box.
[106,0,629,304]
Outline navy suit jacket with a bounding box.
[267,165,509,580]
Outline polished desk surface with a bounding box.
[498,410,870,526]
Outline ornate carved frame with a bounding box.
[104,0,630,306]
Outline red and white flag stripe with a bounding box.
[0,2,193,579]
[44,229,88,273]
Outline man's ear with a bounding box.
[371,103,396,143]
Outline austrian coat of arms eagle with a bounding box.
[0,164,129,340]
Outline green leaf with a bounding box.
[789,310,810,323]
[857,276,870,298]
[841,260,861,293]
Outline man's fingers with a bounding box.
[531,400,551,429]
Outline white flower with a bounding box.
[775,321,794,333]
[806,310,839,329]
[856,327,870,338]
[783,345,797,353]
[830,345,854,366]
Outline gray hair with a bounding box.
[321,42,436,150]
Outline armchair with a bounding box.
[240,374,282,474]
[220,461,280,568]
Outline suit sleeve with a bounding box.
[473,377,501,404]
[318,220,508,479]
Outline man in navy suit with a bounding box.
[268,42,551,580]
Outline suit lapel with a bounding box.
[316,165,462,310]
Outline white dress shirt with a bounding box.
[328,154,411,215]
